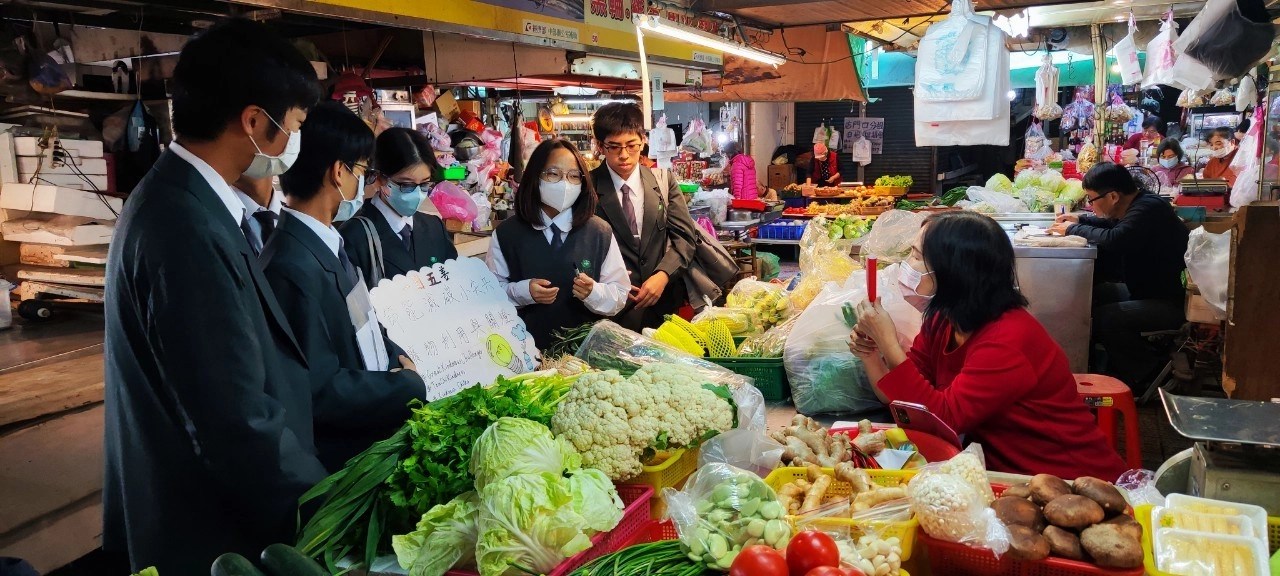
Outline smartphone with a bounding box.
[890,401,962,448]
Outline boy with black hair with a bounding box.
[103,18,327,573]
[263,101,425,471]
[590,103,700,330]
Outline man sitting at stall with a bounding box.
[1049,163,1190,391]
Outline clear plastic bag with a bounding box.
[791,217,861,310]
[663,463,794,571]
[1024,121,1046,159]
[692,307,760,336]
[693,189,732,226]
[682,118,715,156]
[785,276,883,416]
[574,320,755,388]
[1116,469,1166,508]
[827,517,907,576]
[1177,88,1210,108]
[697,428,786,477]
[907,445,1009,554]
[860,209,926,264]
[737,315,797,358]
[725,279,794,331]
[1184,226,1232,320]
[1209,84,1236,107]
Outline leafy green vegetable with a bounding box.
[986,173,1014,194]
[875,175,913,187]
[476,473,598,576]
[567,540,704,576]
[895,199,923,210]
[131,569,160,576]
[470,417,582,488]
[565,469,626,533]
[391,492,480,576]
[941,186,969,206]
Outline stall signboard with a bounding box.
[843,117,884,155]
[305,0,725,63]
[370,258,539,402]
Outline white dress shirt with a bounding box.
[607,166,645,241]
[234,186,285,248]
[281,207,341,257]
[374,195,414,234]
[486,208,630,316]
[170,142,242,227]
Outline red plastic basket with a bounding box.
[829,426,962,463]
[916,530,1144,576]
[445,483,653,576]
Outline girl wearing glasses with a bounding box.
[339,127,458,289]
[486,139,631,349]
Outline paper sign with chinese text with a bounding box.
[842,117,885,155]
[370,258,539,402]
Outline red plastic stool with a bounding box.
[1075,374,1142,469]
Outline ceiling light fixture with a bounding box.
[633,14,786,67]
[993,10,1030,38]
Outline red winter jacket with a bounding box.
[730,154,758,200]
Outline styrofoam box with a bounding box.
[1152,505,1255,538]
[1153,527,1268,575]
[15,173,109,191]
[13,136,103,159]
[1,217,113,246]
[17,156,107,175]
[0,182,121,220]
[1167,493,1268,544]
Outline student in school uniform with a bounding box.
[486,138,630,349]
[339,128,457,288]
[260,101,425,471]
[589,103,700,331]
[232,175,284,256]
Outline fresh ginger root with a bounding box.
[778,481,806,515]
[858,419,874,435]
[834,461,874,494]
[853,486,907,511]
[801,471,834,513]
[853,429,888,456]
[773,415,849,467]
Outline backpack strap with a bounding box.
[353,216,384,287]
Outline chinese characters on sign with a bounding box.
[370,258,539,402]
[842,117,885,155]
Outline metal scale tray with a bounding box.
[1160,390,1280,515]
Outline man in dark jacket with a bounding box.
[1050,163,1190,390]
[103,19,327,573]
[590,103,699,330]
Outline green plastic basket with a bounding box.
[707,356,788,402]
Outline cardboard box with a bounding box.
[0,183,120,220]
[457,100,482,117]
[1186,292,1221,324]
[435,91,459,121]
[768,164,796,191]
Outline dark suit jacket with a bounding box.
[260,211,426,471]
[591,164,699,330]
[338,200,458,290]
[103,151,327,574]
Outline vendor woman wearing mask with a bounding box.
[340,127,458,289]
[850,211,1128,480]
[1154,139,1195,187]
[1202,127,1238,187]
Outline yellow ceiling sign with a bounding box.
[306,0,721,63]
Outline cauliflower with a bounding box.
[551,364,736,481]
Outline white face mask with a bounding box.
[243,112,301,179]
[1159,157,1178,169]
[334,166,364,221]
[540,179,582,212]
[898,262,935,313]
[1210,146,1232,159]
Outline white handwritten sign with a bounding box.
[370,258,539,402]
[842,117,885,155]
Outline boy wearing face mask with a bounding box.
[260,102,425,471]
[486,139,630,349]
[339,128,458,289]
[1202,127,1238,187]
[102,19,328,574]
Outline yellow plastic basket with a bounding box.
[1270,516,1279,553]
[622,447,700,519]
[763,467,918,561]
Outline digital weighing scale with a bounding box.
[1159,389,1280,516]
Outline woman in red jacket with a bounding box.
[851,211,1128,480]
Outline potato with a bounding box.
[1003,483,1032,499]
[1043,494,1105,529]
[1101,513,1143,542]
[1029,474,1072,506]
[993,496,1046,531]
[1072,476,1128,515]
[1080,523,1143,568]
[1042,525,1086,561]
[1006,524,1051,561]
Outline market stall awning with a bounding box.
[702,0,1096,28]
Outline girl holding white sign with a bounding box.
[486,139,631,349]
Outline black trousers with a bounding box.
[1091,283,1186,390]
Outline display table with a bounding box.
[0,310,105,573]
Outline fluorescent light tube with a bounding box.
[633,14,786,67]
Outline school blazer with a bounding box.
[591,164,699,329]
[102,151,327,575]
[260,211,426,471]
[338,201,459,290]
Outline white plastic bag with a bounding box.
[850,137,872,165]
[1113,20,1144,85]
[915,0,991,105]
[860,209,926,264]
[1184,226,1231,320]
[648,115,678,160]
[663,464,794,570]
[784,278,879,416]
[1237,73,1258,112]
[915,31,1010,146]
[1143,16,1181,88]
[1033,54,1062,121]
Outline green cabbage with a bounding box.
[986,173,1013,194]
[1040,170,1067,196]
[476,473,597,576]
[391,492,480,576]
[1059,179,1085,203]
[1013,170,1041,192]
[565,469,625,534]
[470,417,582,488]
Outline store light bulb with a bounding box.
[1111,63,1122,73]
[1007,90,1017,101]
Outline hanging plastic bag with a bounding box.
[428,181,479,222]
[1229,164,1260,208]
[1176,88,1209,108]
[662,464,794,570]
[915,0,991,104]
[682,118,714,156]
[1024,121,1047,159]
[1033,54,1062,120]
[648,115,678,161]
[1230,108,1262,173]
[850,137,872,165]
[1182,0,1275,80]
[1113,15,1144,85]
[1104,90,1134,123]
[1209,83,1236,107]
[1236,73,1258,112]
[1143,15,1182,88]
[1184,226,1231,319]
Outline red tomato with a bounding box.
[804,567,849,576]
[786,531,841,576]
[730,545,789,576]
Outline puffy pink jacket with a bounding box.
[730,154,759,200]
